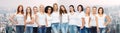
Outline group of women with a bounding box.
[9,3,111,33]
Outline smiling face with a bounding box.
[53,4,58,11]
[78,6,82,12]
[33,7,38,14]
[92,7,97,14]
[99,9,103,14]
[48,7,52,14]
[19,6,23,12]
[39,5,44,13]
[69,6,74,13]
[86,7,90,14]
[27,8,31,13]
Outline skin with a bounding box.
[78,6,82,13]
[69,7,74,13]
[85,7,91,28]
[53,4,58,12]
[96,8,111,32]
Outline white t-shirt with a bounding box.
[37,13,46,25]
[51,12,60,23]
[26,16,33,26]
[46,14,52,27]
[96,14,106,28]
[90,14,97,26]
[62,14,69,23]
[85,16,90,28]
[77,11,85,26]
[68,12,78,25]
[14,14,24,25]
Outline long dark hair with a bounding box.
[26,7,32,20]
[17,5,24,14]
[59,5,67,15]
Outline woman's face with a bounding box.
[61,6,65,11]
[70,7,74,12]
[27,8,30,13]
[99,9,103,14]
[33,8,37,13]
[92,8,96,14]
[54,5,58,11]
[19,6,23,12]
[40,5,44,12]
[86,8,90,14]
[78,6,82,12]
[48,8,51,14]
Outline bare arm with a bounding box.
[9,14,17,24]
[35,15,40,26]
[81,18,85,29]
[88,17,91,27]
[95,16,99,32]
[104,15,111,26]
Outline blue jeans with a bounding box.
[16,25,24,33]
[51,23,60,33]
[25,26,33,33]
[85,27,91,33]
[69,25,77,33]
[38,26,46,33]
[77,26,86,33]
[99,28,106,33]
[61,23,68,33]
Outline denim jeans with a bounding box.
[77,26,86,33]
[25,26,33,33]
[61,23,68,33]
[33,27,38,33]
[68,25,77,33]
[90,26,97,33]
[46,27,51,33]
[85,27,91,33]
[16,25,24,33]
[38,26,46,33]
[6,26,13,33]
[99,28,106,33]
[51,23,60,33]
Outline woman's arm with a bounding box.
[35,15,40,27]
[88,17,91,27]
[9,14,17,24]
[81,18,85,29]
[24,16,26,31]
[45,17,48,27]
[104,15,111,26]
[95,16,99,32]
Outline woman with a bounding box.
[36,5,47,33]
[90,6,97,33]
[96,7,111,33]
[9,5,24,33]
[51,3,60,33]
[68,5,78,33]
[33,6,38,33]
[45,6,53,33]
[24,7,34,33]
[84,6,91,33]
[77,5,85,33]
[59,5,69,33]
